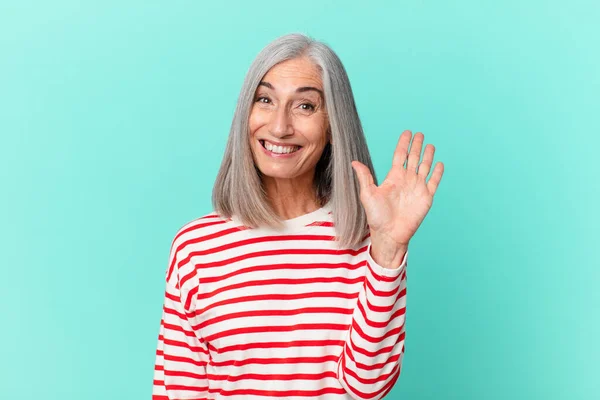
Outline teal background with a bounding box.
[1,1,598,399]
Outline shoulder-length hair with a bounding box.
[212,32,377,249]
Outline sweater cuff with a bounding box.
[366,243,408,278]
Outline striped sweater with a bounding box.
[152,203,408,400]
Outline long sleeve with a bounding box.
[337,243,408,400]
[152,256,211,399]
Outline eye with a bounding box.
[255,96,271,104]
[299,103,315,111]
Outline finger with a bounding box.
[417,143,435,179]
[427,162,444,195]
[406,132,424,173]
[351,160,375,197]
[391,130,413,169]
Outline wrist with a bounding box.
[369,232,409,269]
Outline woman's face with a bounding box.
[249,56,330,184]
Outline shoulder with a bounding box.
[165,210,243,281]
[172,210,228,242]
[168,210,242,258]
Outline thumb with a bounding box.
[351,161,375,198]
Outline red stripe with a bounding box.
[364,286,406,313]
[163,322,196,338]
[345,338,403,370]
[163,305,187,321]
[197,275,364,301]
[305,221,334,227]
[166,219,230,281]
[164,353,208,368]
[381,368,401,397]
[183,285,198,311]
[340,350,401,399]
[206,371,336,382]
[163,369,207,380]
[193,291,359,317]
[210,355,339,368]
[204,322,350,343]
[163,370,342,384]
[211,339,344,354]
[174,219,227,243]
[210,387,346,397]
[342,353,398,385]
[350,315,406,344]
[193,245,368,270]
[168,224,244,282]
[194,306,353,330]
[181,234,336,263]
[356,297,406,330]
[199,214,220,219]
[165,383,209,392]
[199,260,367,285]
[366,259,406,283]
[348,336,394,359]
[364,276,400,297]
[153,395,205,400]
[162,337,208,355]
[181,245,369,287]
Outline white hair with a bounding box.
[212,33,377,249]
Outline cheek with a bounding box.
[302,118,329,146]
[249,108,267,136]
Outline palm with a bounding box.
[352,130,444,245]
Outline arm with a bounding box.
[337,243,408,400]
[344,130,442,398]
[152,251,210,399]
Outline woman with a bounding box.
[152,33,444,400]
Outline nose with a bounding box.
[268,105,294,138]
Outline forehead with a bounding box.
[261,57,323,90]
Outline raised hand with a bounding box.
[351,130,444,269]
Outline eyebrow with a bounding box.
[259,81,324,98]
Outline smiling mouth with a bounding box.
[260,140,302,154]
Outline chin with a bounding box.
[257,166,299,180]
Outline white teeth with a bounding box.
[264,141,298,154]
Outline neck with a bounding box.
[263,173,321,220]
